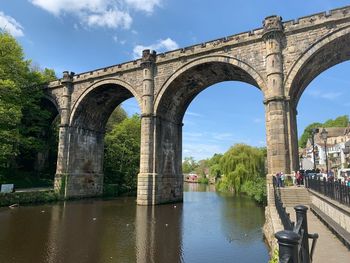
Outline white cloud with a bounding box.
[86,9,131,29]
[0,12,24,37]
[30,0,109,16]
[29,0,162,29]
[212,132,236,141]
[133,38,179,58]
[124,0,161,13]
[185,111,203,117]
[306,89,342,100]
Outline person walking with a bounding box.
[296,170,301,186]
[276,172,281,187]
[280,172,285,187]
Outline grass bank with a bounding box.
[0,190,60,207]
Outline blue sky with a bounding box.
[1,0,350,161]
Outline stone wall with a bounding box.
[309,190,350,233]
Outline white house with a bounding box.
[303,126,350,171]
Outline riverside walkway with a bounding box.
[308,210,349,263]
[283,185,350,263]
[287,207,349,263]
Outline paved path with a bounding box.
[287,208,349,263]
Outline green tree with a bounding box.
[0,32,26,167]
[208,153,223,178]
[299,115,349,148]
[105,106,128,133]
[104,114,141,193]
[323,115,349,128]
[0,79,21,166]
[217,144,265,194]
[0,32,29,85]
[195,159,209,177]
[0,31,57,180]
[182,156,198,174]
[298,122,323,149]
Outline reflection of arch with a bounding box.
[286,26,350,104]
[70,79,141,131]
[154,55,265,122]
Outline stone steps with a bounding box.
[278,187,311,207]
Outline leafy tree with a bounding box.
[0,79,21,167]
[0,31,57,179]
[298,122,322,148]
[105,106,128,133]
[241,177,267,204]
[208,153,223,178]
[299,115,349,148]
[0,32,29,85]
[0,32,26,167]
[195,159,209,177]
[217,144,265,194]
[323,115,349,128]
[104,114,141,192]
[182,156,198,173]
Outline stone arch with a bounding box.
[70,78,141,131]
[286,25,350,104]
[149,55,265,204]
[154,55,265,122]
[284,26,350,174]
[63,78,141,197]
[42,95,60,116]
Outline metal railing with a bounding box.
[273,176,294,230]
[273,177,318,263]
[305,177,350,207]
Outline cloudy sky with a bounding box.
[1,0,350,160]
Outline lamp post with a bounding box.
[311,128,319,171]
[320,128,329,175]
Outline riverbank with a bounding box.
[0,184,138,207]
[0,189,60,207]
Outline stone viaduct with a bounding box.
[44,6,350,205]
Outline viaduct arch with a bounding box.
[44,6,350,205]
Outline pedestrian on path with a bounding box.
[280,172,285,187]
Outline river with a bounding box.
[0,183,269,263]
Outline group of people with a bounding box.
[275,170,304,187]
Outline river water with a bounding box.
[0,183,269,263]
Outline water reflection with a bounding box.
[136,203,183,263]
[0,183,268,263]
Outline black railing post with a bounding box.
[275,230,300,263]
[294,205,310,263]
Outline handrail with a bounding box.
[306,177,350,207]
[273,176,319,263]
[308,233,319,262]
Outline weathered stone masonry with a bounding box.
[44,6,350,205]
